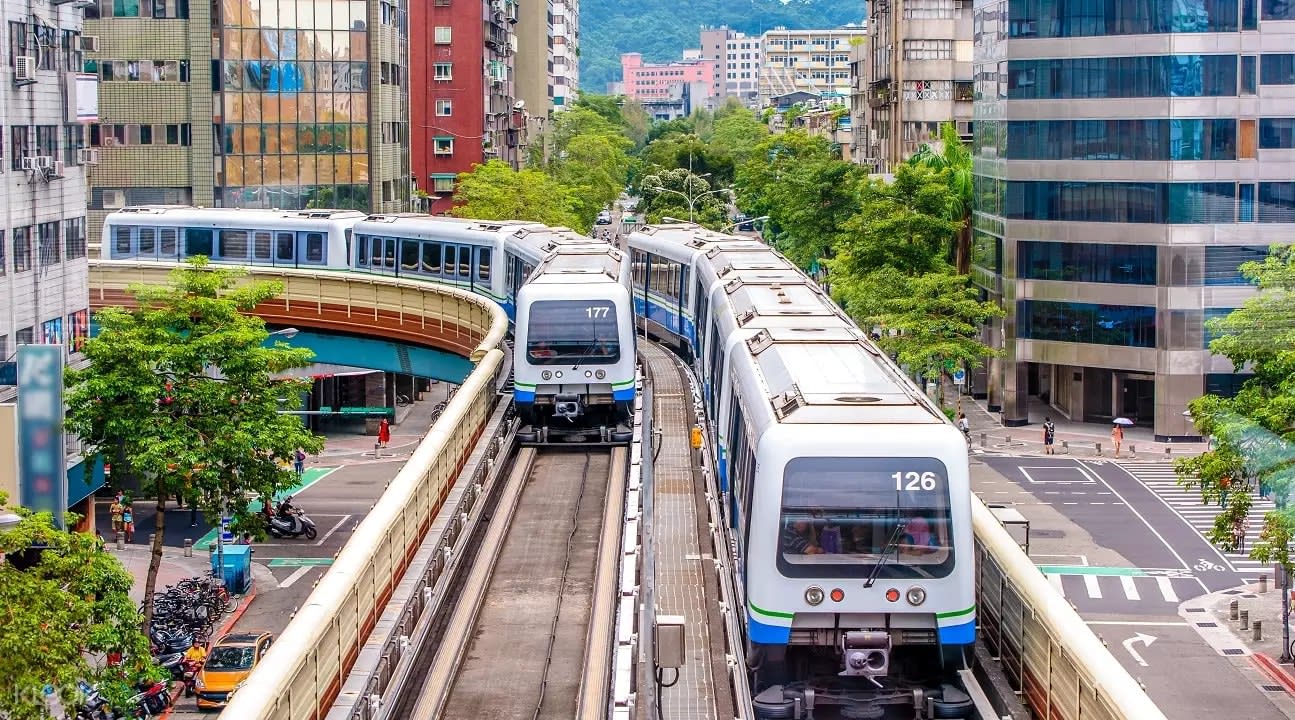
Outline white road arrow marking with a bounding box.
[1122,632,1157,666]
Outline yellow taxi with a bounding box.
[193,632,273,710]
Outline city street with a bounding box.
[973,456,1294,718]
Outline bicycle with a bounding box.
[395,394,412,406]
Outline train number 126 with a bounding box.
[893,471,938,491]
[585,306,610,318]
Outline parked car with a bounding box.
[596,210,612,225]
[194,632,274,710]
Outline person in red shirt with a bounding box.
[378,418,391,448]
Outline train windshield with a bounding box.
[526,299,620,365]
[777,456,955,579]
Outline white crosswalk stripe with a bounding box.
[1043,573,1197,603]
[1118,461,1274,577]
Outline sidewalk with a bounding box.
[944,379,1206,459]
[1184,579,1295,718]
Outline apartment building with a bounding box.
[515,0,554,125]
[85,0,411,235]
[698,26,761,105]
[758,25,866,108]
[863,0,973,172]
[620,51,715,103]
[411,0,522,213]
[973,0,1295,440]
[552,0,577,109]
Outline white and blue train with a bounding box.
[101,206,637,443]
[628,224,975,718]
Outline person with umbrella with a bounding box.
[1111,418,1130,457]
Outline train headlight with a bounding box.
[542,371,552,380]
[884,588,900,603]
[555,371,563,379]
[585,370,593,378]
[804,586,825,606]
[595,369,605,379]
[906,586,927,606]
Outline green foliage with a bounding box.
[636,133,735,190]
[1178,246,1295,570]
[620,100,652,149]
[0,500,159,718]
[907,122,974,272]
[450,160,584,230]
[834,164,963,278]
[735,130,863,268]
[543,107,633,229]
[638,168,729,229]
[706,107,770,169]
[646,117,695,145]
[65,258,323,620]
[578,0,862,91]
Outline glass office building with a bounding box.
[972,0,1295,440]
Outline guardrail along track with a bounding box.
[400,447,627,718]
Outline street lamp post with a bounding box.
[720,215,770,234]
[647,174,733,223]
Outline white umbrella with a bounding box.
[1113,417,1134,426]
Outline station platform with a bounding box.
[641,342,734,719]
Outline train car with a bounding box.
[102,206,364,268]
[625,223,703,359]
[352,215,546,317]
[511,229,635,444]
[627,224,975,719]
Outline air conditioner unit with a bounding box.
[490,0,504,11]
[79,35,100,53]
[14,56,36,83]
[21,156,36,171]
[102,189,125,208]
[50,161,65,178]
[35,155,54,170]
[77,148,99,165]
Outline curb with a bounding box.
[1252,652,1295,694]
[211,590,258,647]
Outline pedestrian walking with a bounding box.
[956,412,970,442]
[1111,423,1124,458]
[1234,516,1248,552]
[294,448,306,476]
[378,418,391,449]
[122,503,135,543]
[1043,417,1057,455]
[109,494,125,537]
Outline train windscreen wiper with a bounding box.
[863,520,908,588]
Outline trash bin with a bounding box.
[210,544,254,594]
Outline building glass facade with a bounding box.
[972,0,1295,440]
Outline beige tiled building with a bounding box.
[758,25,866,108]
[84,0,410,238]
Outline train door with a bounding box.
[297,231,328,266]
[274,230,296,267]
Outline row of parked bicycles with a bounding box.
[74,573,239,719]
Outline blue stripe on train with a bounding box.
[748,615,792,644]
[613,387,635,401]
[515,389,536,402]
[937,619,976,645]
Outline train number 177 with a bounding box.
[585,306,609,318]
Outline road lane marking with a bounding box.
[315,513,353,546]
[1111,463,1240,576]
[1121,576,1141,600]
[1084,575,1102,598]
[279,566,313,588]
[1157,576,1179,602]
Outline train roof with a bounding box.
[531,245,626,284]
[107,206,366,223]
[356,214,544,236]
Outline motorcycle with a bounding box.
[129,680,171,718]
[149,627,193,655]
[74,681,110,720]
[267,508,318,540]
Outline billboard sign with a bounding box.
[17,345,66,528]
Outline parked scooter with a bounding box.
[74,681,110,720]
[129,679,171,718]
[267,507,318,540]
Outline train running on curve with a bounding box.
[626,224,976,719]
[100,206,636,443]
[102,207,976,717]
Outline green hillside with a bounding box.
[578,0,865,93]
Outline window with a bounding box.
[1205,245,1266,283]
[0,230,5,276]
[435,99,452,116]
[1244,0,1259,27]
[1017,241,1157,285]
[63,125,83,165]
[1258,183,1295,222]
[434,26,451,43]
[16,327,33,346]
[1006,181,1237,223]
[1260,118,1295,148]
[63,217,86,260]
[218,229,249,259]
[1007,55,1238,99]
[1007,0,1240,36]
[777,457,953,580]
[1017,300,1157,348]
[1005,119,1233,160]
[12,226,31,272]
[903,39,952,60]
[9,22,25,67]
[1240,184,1256,222]
[433,137,453,155]
[477,248,491,281]
[525,300,620,365]
[1262,54,1295,85]
[11,126,28,171]
[38,222,59,266]
[1242,56,1257,95]
[304,233,325,263]
[431,174,455,193]
[1263,0,1295,19]
[434,63,452,80]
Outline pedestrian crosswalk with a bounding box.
[1042,571,1196,604]
[1118,461,1273,578]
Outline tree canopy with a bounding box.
[908,122,974,273]
[638,167,729,229]
[1177,247,1295,569]
[65,258,323,620]
[0,497,158,719]
[450,160,583,230]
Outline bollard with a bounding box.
[1096,442,1102,456]
[1240,609,1250,630]
[184,538,193,558]
[116,532,124,551]
[980,432,987,448]
[1062,440,1069,453]
[1165,446,1172,461]
[1261,574,1269,593]
[374,442,382,458]
[1254,620,1264,641]
[1129,444,1137,458]
[1006,434,1012,446]
[1230,599,1239,620]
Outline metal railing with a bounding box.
[975,497,1168,720]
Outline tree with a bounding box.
[833,164,962,279]
[450,160,583,230]
[1177,246,1295,572]
[544,107,633,228]
[619,100,652,149]
[908,122,974,273]
[572,92,626,127]
[637,132,736,190]
[0,500,160,718]
[65,259,323,622]
[638,168,729,229]
[709,107,770,168]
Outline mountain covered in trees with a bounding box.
[578,0,865,93]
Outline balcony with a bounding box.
[484,23,511,52]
